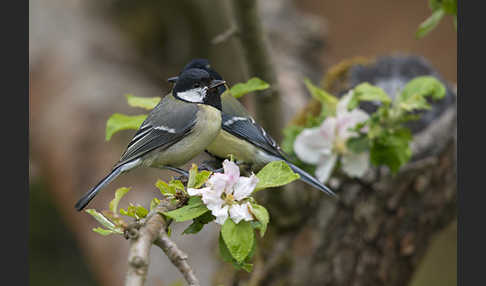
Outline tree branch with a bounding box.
[231,0,283,140]
[124,199,200,286]
[211,24,239,45]
[154,230,200,286]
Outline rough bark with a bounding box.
[222,62,457,285]
[154,229,200,286]
[214,3,457,282]
[261,146,455,286]
[125,200,201,286]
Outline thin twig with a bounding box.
[124,199,200,286]
[211,25,239,45]
[154,231,201,286]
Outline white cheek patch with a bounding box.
[177,87,206,103]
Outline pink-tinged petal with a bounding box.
[212,205,229,225]
[201,188,225,210]
[319,117,337,144]
[233,175,259,201]
[336,109,369,141]
[294,127,333,165]
[341,152,369,178]
[187,187,209,197]
[207,173,229,195]
[336,91,353,114]
[314,154,338,183]
[222,159,240,187]
[229,203,253,224]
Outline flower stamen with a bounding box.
[224,193,235,204]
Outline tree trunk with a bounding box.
[216,99,456,286]
[213,3,457,281]
[263,144,456,286]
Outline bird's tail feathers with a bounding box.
[75,166,123,211]
[284,160,338,198]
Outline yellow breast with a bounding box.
[206,130,259,162]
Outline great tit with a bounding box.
[169,59,336,198]
[75,68,226,211]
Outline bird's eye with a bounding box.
[193,82,201,88]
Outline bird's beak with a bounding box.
[209,79,226,89]
[167,76,178,83]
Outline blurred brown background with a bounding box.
[29,0,456,285]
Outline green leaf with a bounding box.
[124,94,161,110]
[346,136,371,154]
[240,262,253,273]
[136,206,149,218]
[150,197,161,211]
[221,220,255,263]
[428,0,441,11]
[105,113,147,141]
[193,171,211,188]
[187,164,198,189]
[304,78,338,115]
[182,211,216,235]
[168,179,185,192]
[370,128,412,173]
[109,187,131,214]
[441,0,457,15]
[218,233,254,272]
[155,179,184,196]
[92,227,120,236]
[349,83,391,110]
[187,164,212,189]
[428,0,456,15]
[249,203,269,237]
[218,232,234,263]
[398,76,446,112]
[85,209,116,230]
[228,77,270,98]
[416,9,445,38]
[155,180,174,195]
[163,196,209,222]
[255,161,300,191]
[119,204,149,219]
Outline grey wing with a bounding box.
[222,113,289,160]
[115,95,198,167]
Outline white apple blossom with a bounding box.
[294,92,370,183]
[187,160,258,225]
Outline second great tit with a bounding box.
[169,59,336,198]
[75,68,226,211]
